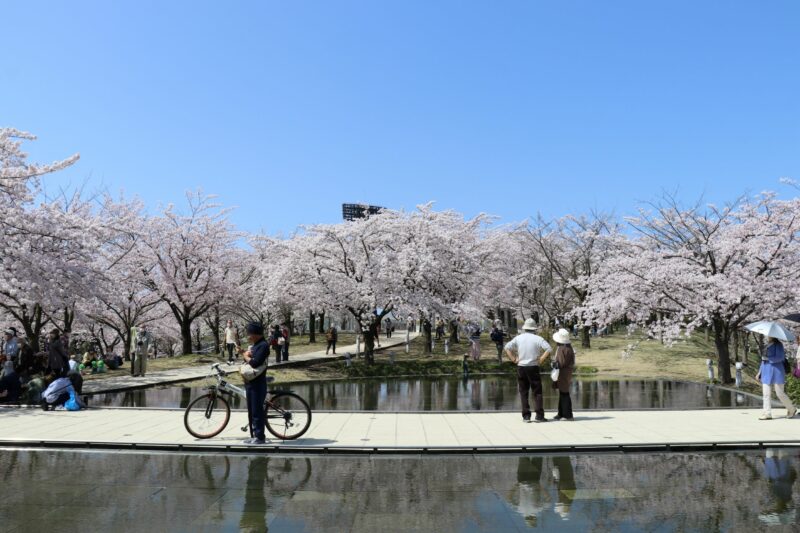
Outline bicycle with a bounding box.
[184,363,312,440]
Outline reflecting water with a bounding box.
[1,448,798,531]
[89,376,760,411]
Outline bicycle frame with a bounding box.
[208,363,292,400]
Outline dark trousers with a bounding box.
[326,341,336,354]
[245,378,267,441]
[557,392,573,419]
[495,343,503,360]
[281,342,289,362]
[226,343,236,362]
[42,391,70,411]
[517,366,544,420]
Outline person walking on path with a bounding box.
[238,322,269,445]
[435,319,445,341]
[385,318,393,339]
[757,337,796,420]
[47,329,69,378]
[224,320,239,363]
[131,325,153,377]
[490,322,505,362]
[541,328,575,421]
[505,318,553,423]
[269,325,284,364]
[280,322,291,362]
[325,325,338,354]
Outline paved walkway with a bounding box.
[2,407,798,454]
[82,333,419,394]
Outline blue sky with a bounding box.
[3,1,798,233]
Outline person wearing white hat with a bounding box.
[504,318,553,422]
[2,328,19,366]
[541,328,575,421]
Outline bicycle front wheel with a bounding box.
[184,392,231,439]
[265,391,312,440]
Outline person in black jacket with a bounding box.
[238,322,269,445]
[47,330,69,378]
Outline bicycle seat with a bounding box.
[265,375,275,383]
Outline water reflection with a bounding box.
[761,449,798,526]
[1,449,798,531]
[90,376,760,411]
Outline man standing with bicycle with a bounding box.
[239,322,269,445]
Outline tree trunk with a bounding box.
[743,332,749,365]
[194,326,202,353]
[180,319,193,355]
[449,321,459,344]
[319,311,326,334]
[712,317,733,383]
[732,328,739,363]
[365,325,376,364]
[308,311,316,343]
[20,304,45,353]
[581,326,591,349]
[424,320,433,354]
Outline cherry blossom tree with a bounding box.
[522,213,619,348]
[0,128,80,349]
[270,204,489,362]
[580,193,800,383]
[141,192,241,354]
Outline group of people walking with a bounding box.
[224,320,291,365]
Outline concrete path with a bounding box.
[82,333,419,394]
[2,407,798,454]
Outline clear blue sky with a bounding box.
[3,1,798,233]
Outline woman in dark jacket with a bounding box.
[47,330,69,378]
[547,328,575,421]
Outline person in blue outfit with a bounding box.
[757,337,796,420]
[238,322,269,444]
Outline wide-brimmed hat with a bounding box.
[553,328,571,344]
[522,318,539,331]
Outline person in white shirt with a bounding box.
[505,318,553,422]
[224,320,240,363]
[3,328,19,364]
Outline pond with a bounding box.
[87,375,760,411]
[1,448,797,532]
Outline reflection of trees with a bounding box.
[2,450,800,530]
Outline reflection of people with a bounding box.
[764,449,796,515]
[551,456,576,519]
[239,456,269,532]
[514,457,547,527]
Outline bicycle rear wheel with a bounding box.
[265,391,312,440]
[184,392,231,439]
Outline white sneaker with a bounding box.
[242,438,266,445]
[788,407,797,418]
[759,413,772,420]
